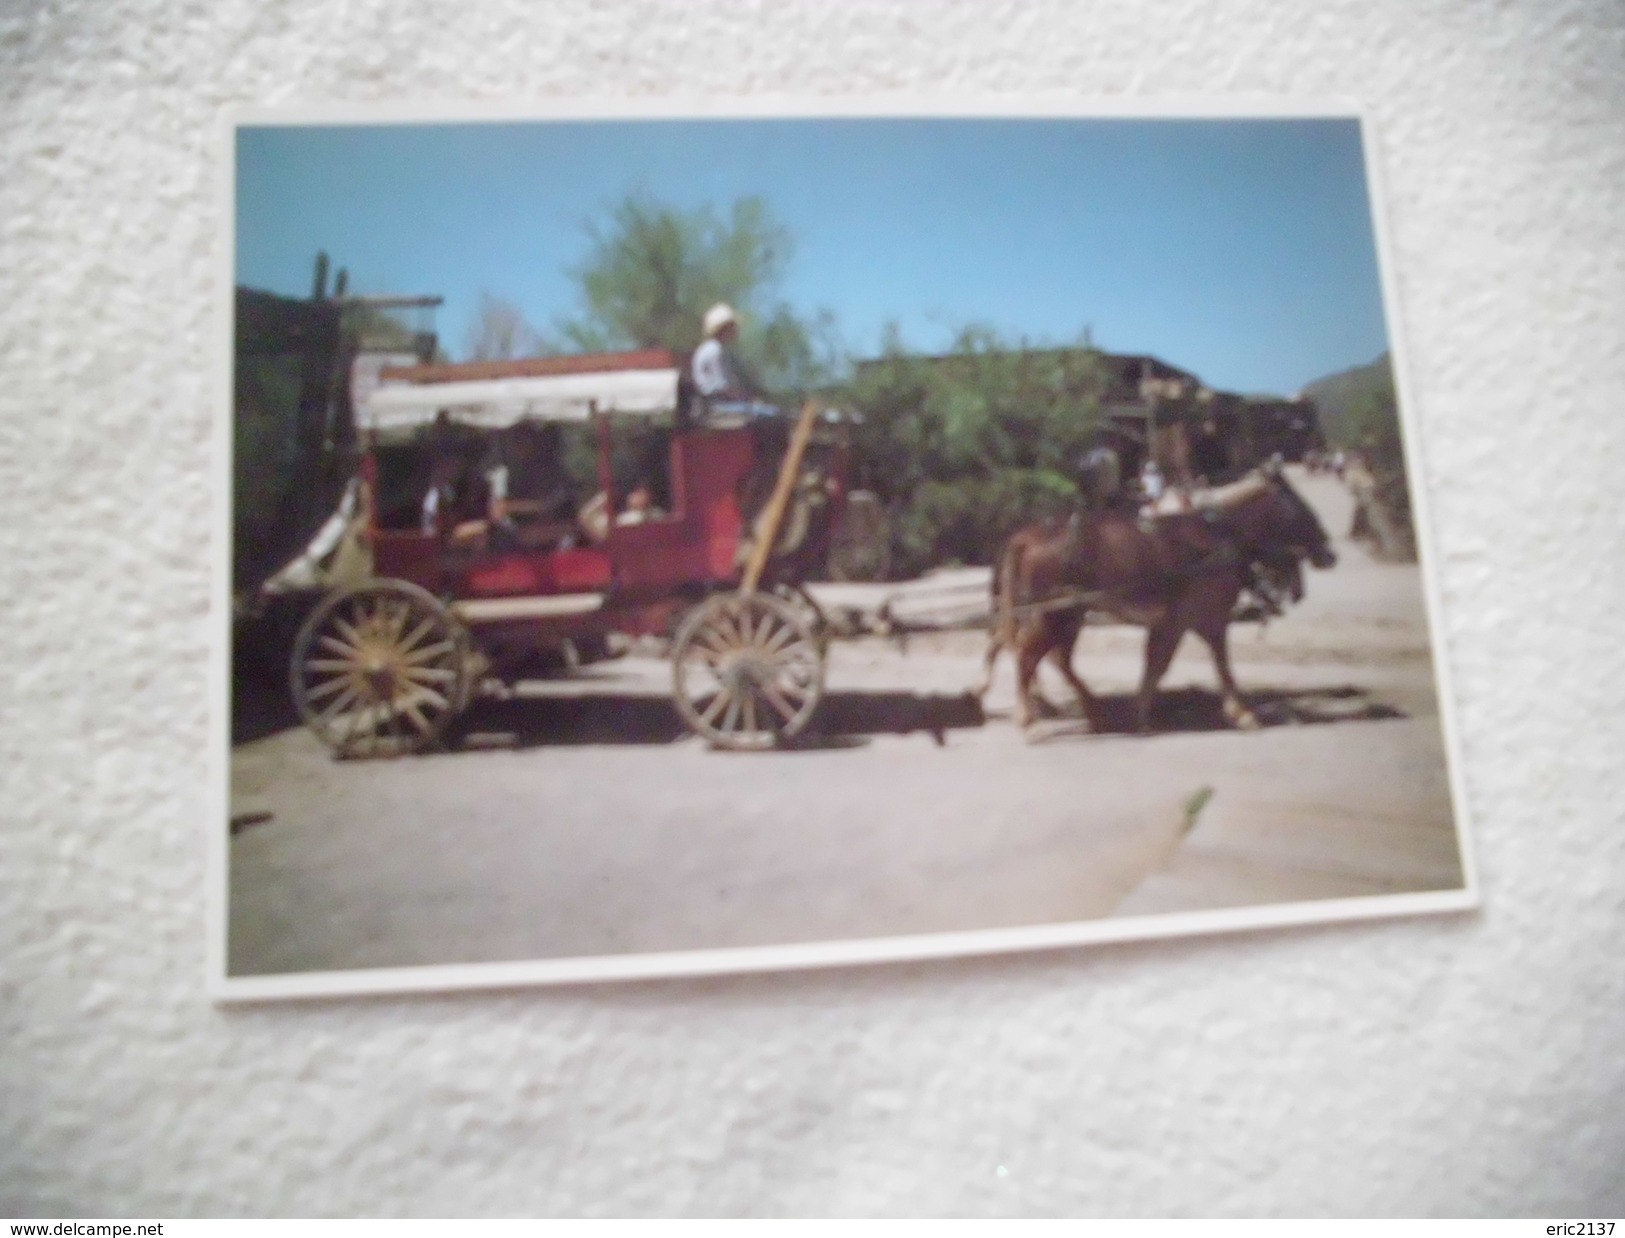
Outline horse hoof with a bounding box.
[1233,711,1261,731]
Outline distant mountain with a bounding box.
[1301,353,1396,447]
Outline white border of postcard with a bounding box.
[209,95,1478,1003]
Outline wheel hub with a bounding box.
[723,655,762,692]
[361,656,398,699]
[671,592,827,750]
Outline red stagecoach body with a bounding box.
[283,348,855,755]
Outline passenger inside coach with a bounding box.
[481,421,581,551]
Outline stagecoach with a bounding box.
[281,349,856,756]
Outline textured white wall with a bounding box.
[3,0,1623,1217]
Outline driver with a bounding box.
[691,303,778,420]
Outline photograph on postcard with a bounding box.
[221,105,1472,996]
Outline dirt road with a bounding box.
[227,471,1467,978]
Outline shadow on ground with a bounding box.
[1019,684,1405,742]
[452,690,987,751]
[232,621,989,750]
[235,667,1402,755]
[231,607,309,745]
[232,604,1401,753]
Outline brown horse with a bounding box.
[980,466,1336,734]
[974,517,1088,716]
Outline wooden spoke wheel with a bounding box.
[770,583,832,647]
[671,591,826,751]
[290,580,471,759]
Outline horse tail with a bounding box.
[988,532,1027,646]
[979,532,1023,698]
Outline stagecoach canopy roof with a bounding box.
[359,349,681,438]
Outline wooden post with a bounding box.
[592,401,616,517]
[357,438,378,553]
[740,400,821,596]
[1146,393,1163,470]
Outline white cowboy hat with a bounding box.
[702,303,739,337]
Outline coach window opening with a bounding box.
[594,407,680,529]
[415,411,491,535]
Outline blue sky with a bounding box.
[236,115,1390,395]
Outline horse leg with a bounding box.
[981,621,1058,715]
[1010,616,1064,719]
[1013,623,1050,730]
[1022,614,1079,719]
[1196,612,1259,730]
[975,625,1001,700]
[1047,615,1103,731]
[1136,617,1186,734]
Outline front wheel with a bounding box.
[671,592,826,750]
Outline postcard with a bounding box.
[213,98,1475,1000]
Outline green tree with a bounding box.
[1350,383,1416,558]
[555,193,829,392]
[836,326,1108,574]
[554,194,1109,576]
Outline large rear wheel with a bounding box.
[289,581,471,758]
[671,592,826,750]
